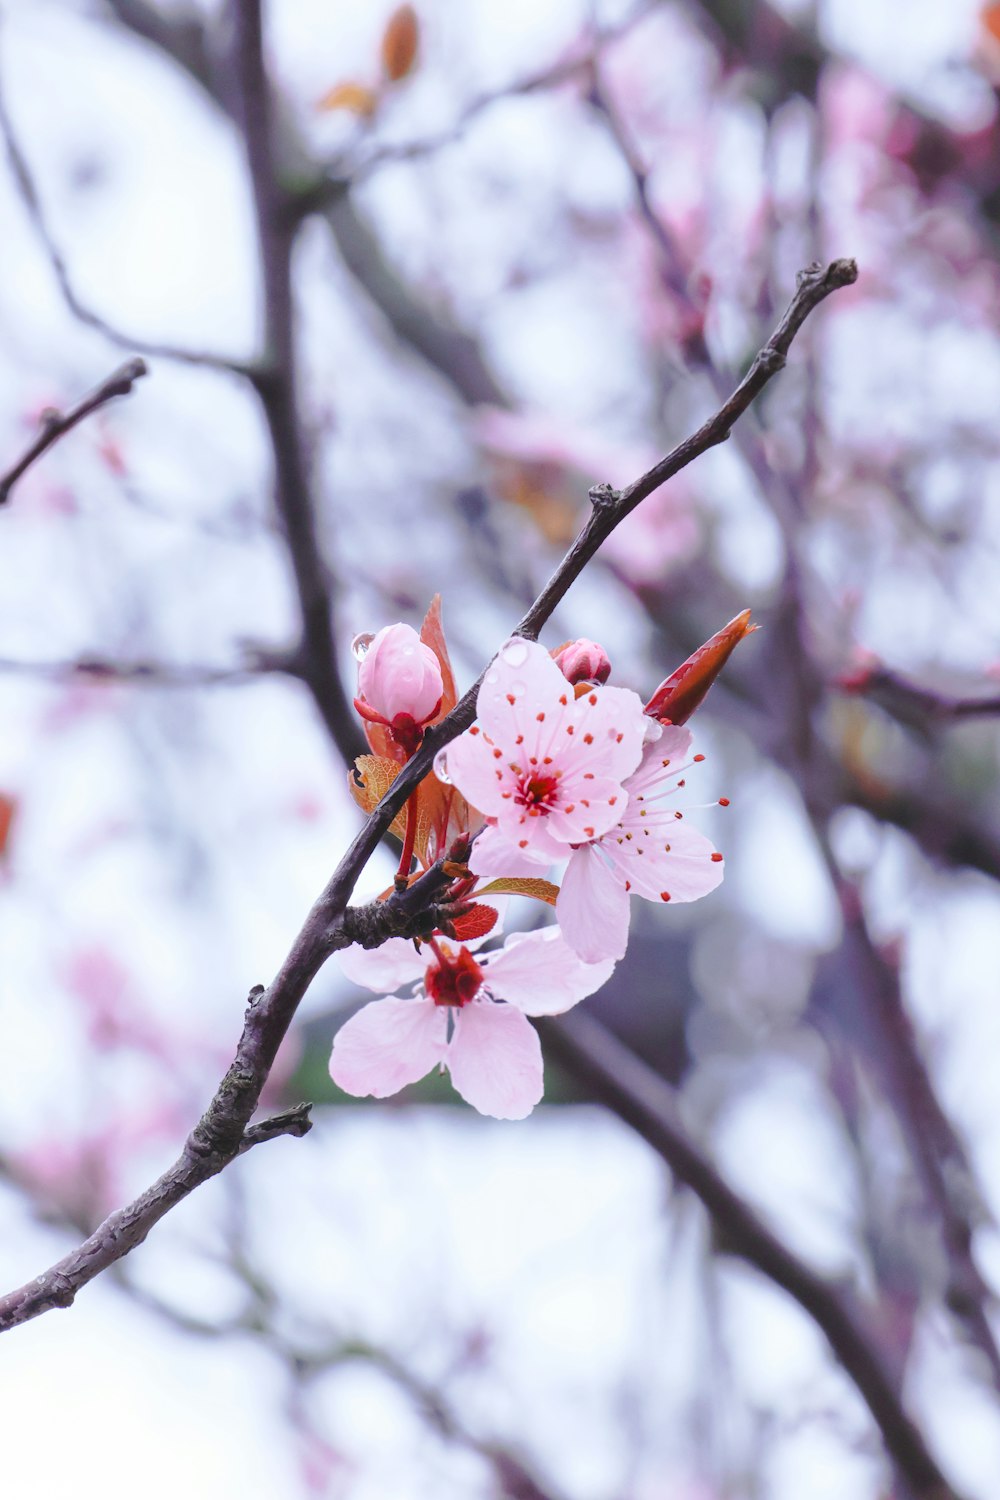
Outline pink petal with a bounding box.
[358,623,443,726]
[605,819,724,904]
[446,1002,543,1119]
[469,824,550,879]
[473,640,573,756]
[556,843,631,963]
[567,684,648,782]
[329,997,447,1098]
[483,927,615,1015]
[440,729,509,819]
[338,938,425,993]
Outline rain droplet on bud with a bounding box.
[499,638,530,668]
[351,632,375,662]
[434,749,452,785]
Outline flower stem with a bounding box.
[394,786,420,890]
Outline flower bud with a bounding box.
[553,638,612,687]
[644,610,756,725]
[355,623,443,742]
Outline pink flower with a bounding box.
[556,727,724,962]
[553,638,612,687]
[330,928,614,1119]
[354,623,443,753]
[439,638,648,863]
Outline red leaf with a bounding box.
[644,610,757,725]
[449,904,498,941]
[381,5,420,82]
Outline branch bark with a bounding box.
[0,359,147,505]
[0,260,853,1336]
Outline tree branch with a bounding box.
[0,261,852,1334]
[840,665,1000,725]
[0,74,254,379]
[540,1009,963,1500]
[227,0,364,770]
[0,358,147,505]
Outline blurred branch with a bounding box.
[830,888,1000,1389]
[840,665,1000,726]
[0,651,293,685]
[0,262,851,1333]
[540,1009,964,1500]
[228,0,364,769]
[0,358,147,505]
[0,75,255,379]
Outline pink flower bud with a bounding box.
[553,638,612,687]
[355,623,443,735]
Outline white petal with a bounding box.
[556,844,631,963]
[483,927,615,1015]
[329,997,447,1098]
[338,938,425,993]
[446,1002,543,1119]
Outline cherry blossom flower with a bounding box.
[556,726,724,962]
[439,638,649,864]
[354,622,443,754]
[330,928,614,1119]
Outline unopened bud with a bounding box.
[644,610,756,725]
[553,638,612,687]
[354,623,444,741]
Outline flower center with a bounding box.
[425,944,484,1007]
[515,772,560,816]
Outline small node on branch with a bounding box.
[588,481,618,510]
[754,348,786,377]
[246,983,266,1010]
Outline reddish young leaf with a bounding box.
[448,904,499,941]
[316,81,379,116]
[0,793,16,858]
[420,594,458,722]
[644,610,757,725]
[476,876,560,906]
[381,5,420,82]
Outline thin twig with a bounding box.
[0,359,147,505]
[0,652,293,686]
[0,69,255,379]
[0,261,852,1336]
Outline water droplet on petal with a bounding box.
[351,632,375,662]
[484,669,500,686]
[434,748,452,785]
[499,638,530,668]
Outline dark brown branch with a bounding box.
[540,1010,963,1500]
[228,0,364,771]
[0,359,148,506]
[0,262,851,1333]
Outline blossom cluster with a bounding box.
[330,602,751,1118]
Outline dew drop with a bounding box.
[484,669,500,686]
[351,632,375,662]
[499,638,530,668]
[434,748,452,785]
